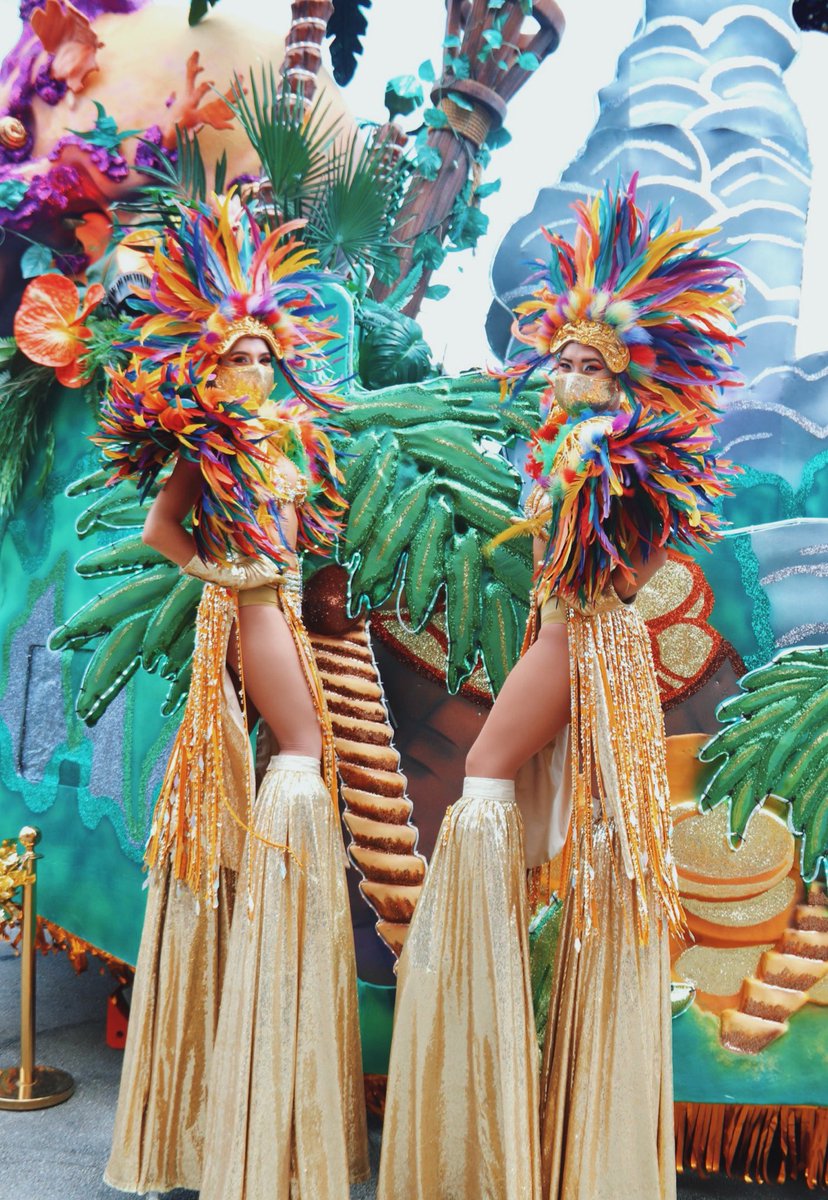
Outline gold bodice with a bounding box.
[252,400,310,509]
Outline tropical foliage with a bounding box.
[51,372,539,723]
[226,68,411,285]
[0,359,55,518]
[700,646,828,880]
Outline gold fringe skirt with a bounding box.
[377,783,541,1200]
[539,822,675,1200]
[199,753,369,1200]
[106,574,352,1195]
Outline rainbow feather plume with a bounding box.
[125,194,339,406]
[526,403,738,605]
[95,359,347,566]
[501,175,743,421]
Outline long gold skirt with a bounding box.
[200,754,369,1200]
[539,822,675,1200]
[377,783,541,1200]
[104,862,236,1193]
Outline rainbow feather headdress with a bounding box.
[97,196,348,566]
[123,192,339,408]
[503,175,743,420]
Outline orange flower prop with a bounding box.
[14,274,104,387]
[30,0,103,96]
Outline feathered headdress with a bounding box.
[502,175,743,420]
[122,192,339,410]
[98,195,348,566]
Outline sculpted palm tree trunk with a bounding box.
[310,622,427,956]
[279,0,334,102]
[372,0,565,314]
[304,566,427,957]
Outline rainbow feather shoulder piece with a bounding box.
[527,404,737,605]
[258,397,348,556]
[95,360,314,567]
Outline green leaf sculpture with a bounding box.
[56,373,540,722]
[699,646,828,880]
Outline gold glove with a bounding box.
[182,554,285,589]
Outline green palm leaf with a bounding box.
[123,128,226,222]
[227,69,338,222]
[51,476,197,722]
[0,363,54,517]
[338,374,539,694]
[700,647,828,879]
[306,130,411,280]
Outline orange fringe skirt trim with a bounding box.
[675,1101,828,1189]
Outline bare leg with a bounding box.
[237,604,322,760]
[466,623,570,779]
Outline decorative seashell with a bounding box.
[0,116,27,150]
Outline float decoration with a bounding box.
[700,647,828,881]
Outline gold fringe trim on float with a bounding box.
[675,1102,828,1189]
[0,914,132,984]
[559,601,688,946]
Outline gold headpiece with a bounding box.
[549,319,630,374]
[217,316,283,359]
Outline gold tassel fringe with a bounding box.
[560,603,688,945]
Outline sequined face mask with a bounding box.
[553,371,620,415]
[213,363,275,407]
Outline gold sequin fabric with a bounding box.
[378,787,542,1200]
[104,863,236,1193]
[200,755,369,1200]
[559,592,687,945]
[540,822,675,1200]
[145,584,252,898]
[268,459,310,507]
[524,482,553,523]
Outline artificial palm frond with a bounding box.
[119,128,227,232]
[336,373,539,693]
[226,69,339,223]
[700,647,828,879]
[0,363,54,516]
[307,130,412,280]
[133,127,208,201]
[327,0,372,86]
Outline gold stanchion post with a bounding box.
[0,826,75,1110]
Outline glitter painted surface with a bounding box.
[683,877,797,928]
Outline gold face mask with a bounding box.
[553,371,620,415]
[213,362,275,407]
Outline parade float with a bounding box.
[0,0,826,1184]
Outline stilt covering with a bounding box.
[378,779,541,1200]
[200,755,369,1200]
[540,823,675,1200]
